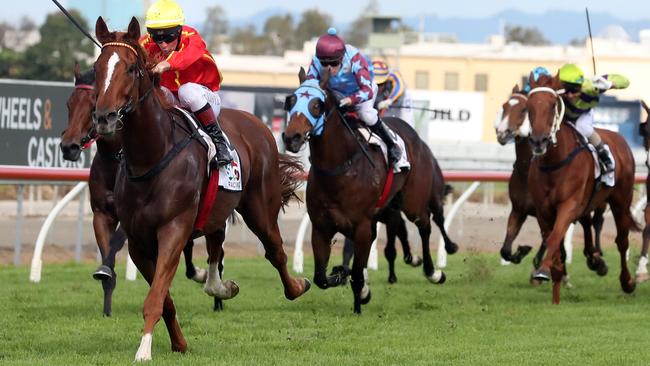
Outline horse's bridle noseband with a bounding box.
[527,86,566,144]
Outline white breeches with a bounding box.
[357,82,379,126]
[161,83,221,116]
[574,109,594,138]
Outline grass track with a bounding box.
[1,250,650,365]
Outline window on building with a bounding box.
[444,72,459,90]
[474,73,488,91]
[414,71,429,89]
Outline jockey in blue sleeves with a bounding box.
[307,27,402,165]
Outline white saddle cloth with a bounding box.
[588,143,615,187]
[358,127,411,172]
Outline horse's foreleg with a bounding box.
[580,215,608,276]
[500,209,529,264]
[351,221,374,314]
[134,221,190,362]
[183,239,207,283]
[533,206,576,294]
[311,226,336,290]
[91,212,120,316]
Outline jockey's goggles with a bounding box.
[563,83,581,94]
[319,58,341,67]
[148,27,181,44]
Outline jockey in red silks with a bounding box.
[139,0,232,167]
[306,27,402,165]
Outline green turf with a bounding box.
[1,251,650,365]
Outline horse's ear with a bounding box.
[642,100,650,114]
[125,17,141,42]
[95,16,112,44]
[319,68,330,90]
[298,67,307,84]
[512,84,520,93]
[528,72,536,88]
[73,62,81,81]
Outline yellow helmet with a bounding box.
[372,59,390,84]
[145,0,185,29]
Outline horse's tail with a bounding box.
[278,153,305,209]
[443,184,454,197]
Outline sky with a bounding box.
[2,0,648,27]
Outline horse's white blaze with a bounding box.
[518,116,531,137]
[103,52,120,93]
[508,98,520,106]
[134,333,152,362]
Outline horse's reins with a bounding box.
[527,86,565,145]
[73,83,100,150]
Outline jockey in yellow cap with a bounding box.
[141,0,231,167]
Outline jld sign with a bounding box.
[0,80,90,168]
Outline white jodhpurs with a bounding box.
[161,83,222,116]
[356,82,379,126]
[574,109,594,139]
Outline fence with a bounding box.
[0,165,646,282]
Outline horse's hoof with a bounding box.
[303,278,312,293]
[225,280,240,298]
[532,268,551,282]
[596,262,608,277]
[636,272,650,284]
[561,275,573,289]
[445,242,459,255]
[360,287,372,305]
[511,246,533,264]
[192,267,208,284]
[388,274,397,284]
[93,265,113,281]
[427,269,446,284]
[622,279,636,294]
[409,255,423,267]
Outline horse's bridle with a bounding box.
[527,86,565,144]
[93,42,153,128]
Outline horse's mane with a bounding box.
[75,68,95,86]
[109,31,174,111]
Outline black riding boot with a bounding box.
[195,104,233,167]
[370,118,401,165]
[595,144,614,174]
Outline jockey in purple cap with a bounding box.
[306,27,402,165]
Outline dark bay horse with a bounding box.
[526,73,639,304]
[495,84,608,277]
[60,64,210,316]
[635,100,650,283]
[93,17,309,361]
[282,69,457,313]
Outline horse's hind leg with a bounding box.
[609,200,636,294]
[500,209,530,264]
[636,206,650,283]
[410,212,446,284]
[383,212,399,283]
[239,198,310,300]
[203,229,239,302]
[592,207,606,256]
[580,215,608,276]
[395,212,421,267]
[183,239,207,283]
[431,199,458,255]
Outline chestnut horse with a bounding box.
[526,73,639,303]
[635,100,650,282]
[93,17,309,361]
[60,65,211,316]
[282,70,457,313]
[495,85,608,277]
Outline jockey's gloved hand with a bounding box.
[339,97,352,107]
[592,75,612,90]
[377,99,392,110]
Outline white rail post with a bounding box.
[437,181,481,268]
[292,213,311,273]
[30,182,88,283]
